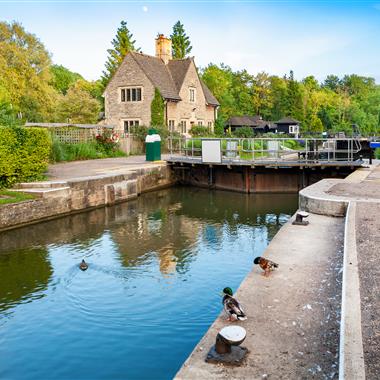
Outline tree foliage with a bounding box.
[50,64,83,95]
[0,21,102,124]
[101,21,139,87]
[201,64,380,136]
[56,84,101,124]
[150,88,165,126]
[170,21,192,59]
[0,21,58,122]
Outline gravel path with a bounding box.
[356,202,380,379]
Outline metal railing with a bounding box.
[166,137,363,165]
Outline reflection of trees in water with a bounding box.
[0,210,110,253]
[109,206,201,275]
[0,248,52,314]
[0,187,297,282]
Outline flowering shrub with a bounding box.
[95,129,119,154]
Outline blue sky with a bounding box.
[1,1,380,82]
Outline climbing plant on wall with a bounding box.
[150,88,165,127]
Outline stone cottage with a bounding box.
[103,34,220,135]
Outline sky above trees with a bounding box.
[2,1,380,82]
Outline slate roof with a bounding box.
[227,116,257,127]
[125,52,219,106]
[275,117,300,124]
[167,58,192,92]
[226,115,275,128]
[131,52,181,101]
[200,80,220,106]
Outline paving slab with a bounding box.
[176,213,344,380]
[356,202,380,379]
[47,155,168,180]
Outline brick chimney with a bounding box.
[155,34,172,64]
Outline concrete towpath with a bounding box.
[176,212,344,380]
[47,155,169,180]
[176,162,380,380]
[356,201,380,379]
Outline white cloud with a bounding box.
[142,6,148,13]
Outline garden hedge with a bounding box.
[0,126,51,187]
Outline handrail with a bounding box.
[166,137,363,164]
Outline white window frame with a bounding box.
[189,88,196,103]
[120,87,143,103]
[289,125,299,134]
[122,119,140,134]
[207,121,213,128]
[168,119,176,132]
[180,120,187,134]
[197,120,203,126]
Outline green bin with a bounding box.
[145,129,161,161]
[153,137,161,161]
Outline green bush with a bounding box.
[0,126,51,187]
[185,138,202,149]
[375,148,380,159]
[189,126,212,137]
[50,139,126,162]
[232,127,254,138]
[130,125,150,142]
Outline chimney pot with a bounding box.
[155,34,172,65]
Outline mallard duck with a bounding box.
[79,259,88,271]
[253,256,279,277]
[222,287,247,321]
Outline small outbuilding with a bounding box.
[225,115,276,134]
[274,117,300,136]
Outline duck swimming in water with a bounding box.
[79,259,88,271]
[222,287,247,322]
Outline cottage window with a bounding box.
[207,121,213,128]
[123,120,140,133]
[121,87,142,102]
[180,120,187,134]
[189,88,195,102]
[168,120,175,132]
[198,120,203,126]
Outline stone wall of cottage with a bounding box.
[166,61,215,133]
[104,54,155,132]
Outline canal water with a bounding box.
[0,187,297,380]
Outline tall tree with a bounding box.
[101,21,139,87]
[0,21,58,122]
[286,70,304,123]
[322,75,341,92]
[50,65,83,95]
[56,86,101,124]
[170,21,192,59]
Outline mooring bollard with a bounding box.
[206,326,248,365]
[292,211,309,226]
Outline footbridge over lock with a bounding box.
[166,137,365,193]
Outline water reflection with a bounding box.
[0,248,52,314]
[0,187,297,380]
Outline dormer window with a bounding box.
[189,88,195,102]
[121,87,142,102]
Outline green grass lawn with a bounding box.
[0,190,35,205]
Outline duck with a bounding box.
[79,259,88,271]
[222,287,247,321]
[253,256,279,277]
